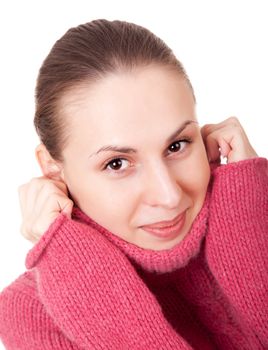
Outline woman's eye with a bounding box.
[167,139,191,154]
[104,158,129,171]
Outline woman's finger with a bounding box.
[201,116,240,140]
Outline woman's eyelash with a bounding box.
[102,137,193,172]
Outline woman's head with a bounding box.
[34,19,195,161]
[35,19,211,250]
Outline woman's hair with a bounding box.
[34,19,195,161]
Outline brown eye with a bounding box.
[169,141,182,152]
[105,158,129,171]
[167,139,192,155]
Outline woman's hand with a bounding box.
[201,116,258,164]
[18,177,73,243]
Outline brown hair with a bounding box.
[34,19,195,161]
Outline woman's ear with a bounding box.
[35,143,64,181]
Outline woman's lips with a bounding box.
[140,211,187,239]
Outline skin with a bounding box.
[39,65,211,250]
[19,64,258,249]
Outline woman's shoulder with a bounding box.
[0,270,76,349]
[0,270,38,305]
[0,271,37,347]
[0,271,39,340]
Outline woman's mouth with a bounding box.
[140,211,187,239]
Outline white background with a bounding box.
[0,1,267,348]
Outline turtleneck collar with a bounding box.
[72,184,211,274]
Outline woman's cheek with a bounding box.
[179,154,210,194]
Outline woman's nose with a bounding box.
[142,163,182,209]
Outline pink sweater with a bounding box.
[0,158,267,349]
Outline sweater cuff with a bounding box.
[25,213,70,270]
[212,156,267,177]
[210,156,267,217]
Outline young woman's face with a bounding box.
[60,65,211,250]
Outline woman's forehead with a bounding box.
[59,66,196,149]
[61,66,195,123]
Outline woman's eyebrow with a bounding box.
[166,119,198,144]
[89,119,198,158]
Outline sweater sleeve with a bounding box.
[205,157,268,346]
[25,213,192,350]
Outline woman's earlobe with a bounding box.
[35,143,64,181]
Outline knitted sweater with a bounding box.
[0,157,267,350]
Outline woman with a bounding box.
[0,19,267,349]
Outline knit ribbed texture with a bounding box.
[71,187,210,274]
[0,157,267,349]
